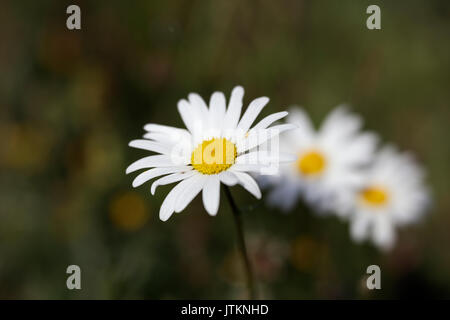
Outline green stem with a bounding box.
[223,185,256,300]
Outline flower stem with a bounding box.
[223,185,256,300]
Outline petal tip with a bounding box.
[159,211,171,222]
[233,85,244,94]
[205,205,219,217]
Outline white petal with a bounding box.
[177,99,195,134]
[126,155,174,174]
[373,216,396,251]
[143,129,191,146]
[319,106,362,144]
[223,86,244,131]
[235,151,261,165]
[142,132,173,144]
[132,166,191,188]
[237,97,269,133]
[174,174,207,213]
[287,107,314,131]
[350,213,372,242]
[336,132,378,165]
[129,140,170,154]
[237,123,296,152]
[284,107,315,149]
[236,151,296,166]
[208,91,226,135]
[202,176,221,216]
[159,175,198,221]
[209,92,226,115]
[144,123,189,136]
[231,170,262,199]
[253,111,288,130]
[278,152,298,163]
[219,171,238,186]
[230,164,266,173]
[151,171,197,195]
[187,93,208,139]
[188,93,209,115]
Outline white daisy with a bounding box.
[349,145,431,250]
[126,86,295,221]
[264,106,378,214]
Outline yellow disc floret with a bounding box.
[360,186,389,207]
[297,150,326,176]
[191,138,237,175]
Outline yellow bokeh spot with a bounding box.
[1,123,53,173]
[297,150,326,176]
[360,186,389,207]
[191,138,237,175]
[109,192,149,231]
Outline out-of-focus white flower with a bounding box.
[349,145,431,250]
[263,106,378,214]
[126,86,296,221]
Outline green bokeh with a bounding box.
[0,0,449,299]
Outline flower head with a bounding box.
[126,86,295,221]
[263,106,378,213]
[349,145,431,250]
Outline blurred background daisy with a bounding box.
[262,106,378,214]
[349,145,431,251]
[0,0,449,299]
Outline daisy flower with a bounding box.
[126,86,295,221]
[349,145,431,250]
[263,106,378,213]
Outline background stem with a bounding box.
[224,185,256,300]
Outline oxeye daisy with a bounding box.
[349,145,431,250]
[263,106,378,214]
[126,86,295,299]
[126,86,295,221]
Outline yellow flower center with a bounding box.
[191,138,237,175]
[360,186,389,207]
[297,150,326,176]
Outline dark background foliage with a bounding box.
[0,0,449,299]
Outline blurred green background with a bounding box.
[0,0,449,299]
